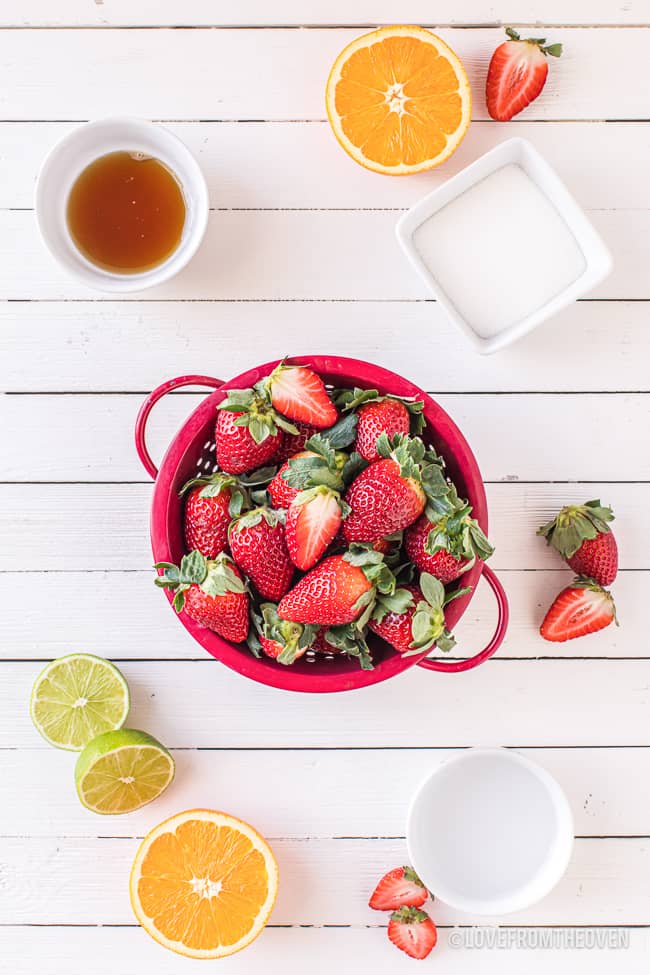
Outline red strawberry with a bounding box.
[272,422,320,463]
[155,551,249,643]
[181,473,247,559]
[486,27,562,122]
[278,548,394,627]
[268,435,347,511]
[369,574,458,655]
[537,499,618,586]
[312,628,343,654]
[343,434,448,543]
[356,399,411,462]
[215,408,283,475]
[268,457,304,509]
[405,492,494,584]
[285,487,348,570]
[250,603,318,665]
[540,578,617,643]
[369,866,428,911]
[265,362,338,428]
[388,907,437,960]
[229,507,294,601]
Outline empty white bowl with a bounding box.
[35,117,209,293]
[396,137,612,354]
[407,748,574,915]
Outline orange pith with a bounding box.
[326,26,471,175]
[130,809,279,959]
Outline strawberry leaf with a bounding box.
[179,550,208,586]
[320,413,358,449]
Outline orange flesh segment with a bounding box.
[328,29,470,174]
[137,819,271,952]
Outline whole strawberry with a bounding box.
[155,551,249,642]
[278,547,396,628]
[343,433,450,543]
[181,473,248,559]
[263,362,338,428]
[216,386,300,474]
[540,577,617,643]
[405,490,494,584]
[229,507,294,601]
[369,574,460,655]
[486,27,562,122]
[537,499,617,586]
[336,387,425,463]
[248,603,318,665]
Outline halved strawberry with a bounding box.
[265,363,338,429]
[285,486,349,571]
[369,866,427,911]
[540,578,617,643]
[388,906,437,960]
[486,27,562,122]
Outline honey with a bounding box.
[66,151,186,274]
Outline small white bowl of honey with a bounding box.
[35,117,209,292]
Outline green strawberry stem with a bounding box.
[537,499,614,559]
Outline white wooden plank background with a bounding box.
[2,6,650,973]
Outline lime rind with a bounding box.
[75,728,175,815]
[29,653,130,751]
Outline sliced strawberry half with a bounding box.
[285,486,349,570]
[266,363,338,429]
[540,578,617,643]
[388,906,437,960]
[369,866,428,911]
[486,27,562,122]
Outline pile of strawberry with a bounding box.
[155,361,494,669]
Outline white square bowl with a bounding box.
[395,137,612,355]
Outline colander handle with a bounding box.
[135,375,225,480]
[417,564,509,673]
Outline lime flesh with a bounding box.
[30,653,130,751]
[75,728,175,815]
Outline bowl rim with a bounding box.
[406,747,574,915]
[34,116,209,294]
[150,355,489,693]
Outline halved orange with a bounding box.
[130,809,279,959]
[326,26,472,175]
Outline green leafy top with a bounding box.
[154,551,245,613]
[217,387,299,444]
[229,505,284,538]
[179,472,250,518]
[281,433,348,492]
[335,387,425,435]
[248,602,319,665]
[423,484,494,568]
[537,499,614,559]
[322,623,374,670]
[505,26,562,57]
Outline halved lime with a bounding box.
[75,728,175,815]
[30,653,130,751]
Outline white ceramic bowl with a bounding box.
[396,137,612,354]
[35,117,209,293]
[407,748,574,915]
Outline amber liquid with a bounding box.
[66,151,186,274]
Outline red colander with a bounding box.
[135,356,509,693]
